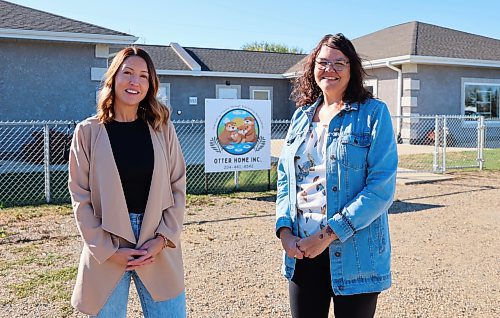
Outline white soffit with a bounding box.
[0,28,138,44]
[364,55,500,69]
[156,69,284,79]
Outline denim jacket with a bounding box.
[275,96,398,295]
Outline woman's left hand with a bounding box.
[296,226,338,258]
[125,237,164,271]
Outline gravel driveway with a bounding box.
[0,171,498,317]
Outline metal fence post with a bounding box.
[204,173,208,194]
[267,169,271,191]
[477,116,485,171]
[43,124,51,203]
[234,171,239,189]
[442,116,447,173]
[432,115,440,172]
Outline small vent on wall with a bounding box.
[189,97,198,105]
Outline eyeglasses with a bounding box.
[315,59,350,72]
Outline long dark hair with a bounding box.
[291,33,372,107]
[96,47,169,130]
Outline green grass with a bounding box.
[482,149,500,170]
[0,165,277,205]
[186,163,278,194]
[0,204,72,223]
[8,266,78,316]
[186,190,276,208]
[399,148,500,171]
[186,194,216,207]
[0,171,70,206]
[223,190,276,199]
[1,148,497,207]
[0,227,12,239]
[11,244,39,254]
[0,253,63,274]
[9,266,77,299]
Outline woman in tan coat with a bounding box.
[68,47,186,317]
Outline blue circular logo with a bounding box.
[217,109,259,155]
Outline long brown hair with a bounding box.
[96,47,169,130]
[291,33,372,107]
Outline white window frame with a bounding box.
[364,79,378,97]
[157,83,171,106]
[461,78,500,127]
[216,84,241,99]
[250,86,273,101]
[250,85,273,115]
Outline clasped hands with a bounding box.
[109,236,165,271]
[279,227,338,259]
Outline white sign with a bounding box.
[204,99,271,173]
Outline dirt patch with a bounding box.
[0,172,499,317]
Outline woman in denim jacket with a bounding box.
[276,34,398,318]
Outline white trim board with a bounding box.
[0,28,137,44]
[156,69,284,79]
[170,42,201,71]
[364,55,500,69]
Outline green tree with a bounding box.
[241,41,304,54]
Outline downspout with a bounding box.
[385,61,402,139]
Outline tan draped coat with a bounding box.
[68,116,186,315]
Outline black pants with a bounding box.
[289,249,379,318]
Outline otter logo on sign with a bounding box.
[215,109,260,155]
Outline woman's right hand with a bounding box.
[279,228,304,259]
[108,248,148,266]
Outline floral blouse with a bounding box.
[294,122,328,238]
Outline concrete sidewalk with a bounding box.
[397,169,454,185]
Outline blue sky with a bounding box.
[7,0,500,52]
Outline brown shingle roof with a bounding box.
[137,45,191,71]
[184,47,306,74]
[352,21,500,61]
[134,45,306,74]
[0,0,130,36]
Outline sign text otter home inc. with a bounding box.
[204,99,271,173]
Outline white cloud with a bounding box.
[232,110,247,115]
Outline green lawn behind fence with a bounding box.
[399,148,500,171]
[0,171,68,207]
[186,163,278,194]
[2,149,500,207]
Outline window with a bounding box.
[250,86,273,114]
[364,79,378,97]
[157,83,171,105]
[253,90,269,100]
[462,78,500,119]
[464,84,499,118]
[250,86,273,102]
[216,84,241,99]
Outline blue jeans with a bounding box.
[92,213,186,318]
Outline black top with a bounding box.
[105,118,154,214]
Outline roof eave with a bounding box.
[157,69,285,79]
[363,55,500,69]
[0,28,138,44]
[283,71,301,78]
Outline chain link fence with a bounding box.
[0,121,75,206]
[176,120,289,194]
[396,115,499,173]
[1,116,498,206]
[0,120,290,206]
